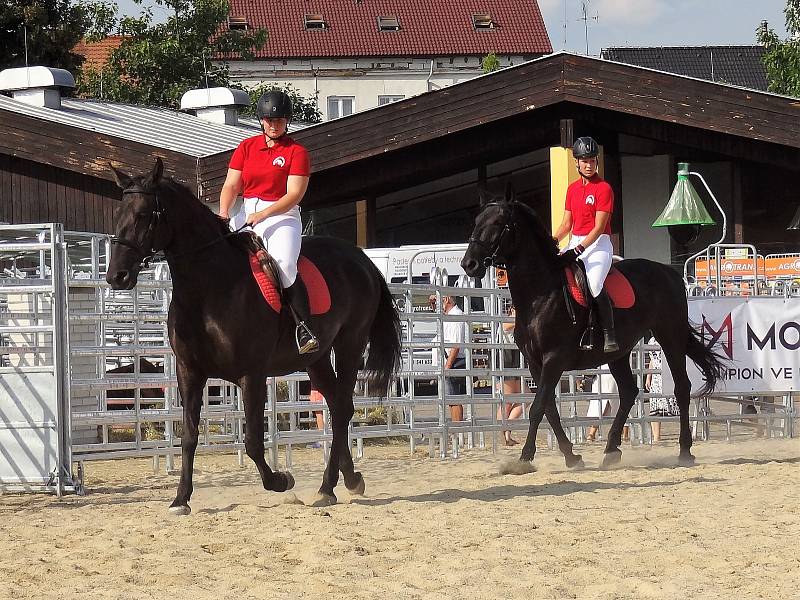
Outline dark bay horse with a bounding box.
[106,159,401,514]
[461,186,726,468]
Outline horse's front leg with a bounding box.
[529,363,583,468]
[169,363,207,515]
[519,364,563,464]
[241,375,295,493]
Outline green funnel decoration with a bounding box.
[652,163,716,227]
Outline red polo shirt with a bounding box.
[229,135,310,201]
[565,175,614,236]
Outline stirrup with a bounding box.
[295,321,319,354]
[603,330,619,353]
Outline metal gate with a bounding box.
[0,224,73,494]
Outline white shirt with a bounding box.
[431,305,466,366]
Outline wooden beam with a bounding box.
[356,198,376,248]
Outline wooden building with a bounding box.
[1,54,799,264]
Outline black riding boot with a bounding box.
[595,289,619,353]
[284,280,319,354]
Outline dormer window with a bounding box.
[228,16,249,31]
[304,14,327,30]
[472,13,495,30]
[377,16,400,32]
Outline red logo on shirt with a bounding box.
[272,156,286,167]
[585,194,595,205]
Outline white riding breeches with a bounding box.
[234,197,302,288]
[568,233,613,298]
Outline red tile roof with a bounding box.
[227,0,552,59]
[73,36,126,70]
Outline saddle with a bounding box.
[246,234,331,315]
[562,262,635,348]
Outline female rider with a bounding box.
[219,90,318,354]
[552,136,618,353]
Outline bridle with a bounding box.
[111,186,249,270]
[468,201,515,269]
[111,188,168,269]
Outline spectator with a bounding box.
[430,294,468,422]
[646,336,678,443]
[496,304,524,446]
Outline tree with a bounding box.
[0,0,90,73]
[77,0,268,109]
[481,52,501,74]
[757,0,800,97]
[244,82,321,124]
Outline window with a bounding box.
[377,16,400,31]
[304,13,327,30]
[228,16,249,30]
[378,95,404,105]
[327,96,355,120]
[472,13,495,30]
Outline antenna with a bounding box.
[202,50,209,89]
[563,0,568,49]
[24,24,30,88]
[578,0,599,55]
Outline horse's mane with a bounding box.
[153,176,255,255]
[511,201,560,264]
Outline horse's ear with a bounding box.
[478,187,489,208]
[504,181,516,204]
[109,163,133,190]
[144,157,164,188]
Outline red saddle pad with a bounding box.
[564,266,635,309]
[249,254,331,315]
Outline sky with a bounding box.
[114,0,791,56]
[538,0,789,55]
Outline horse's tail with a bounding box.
[364,276,402,395]
[686,324,727,396]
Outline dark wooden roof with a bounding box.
[293,52,800,207]
[601,46,768,91]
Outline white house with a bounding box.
[222,0,552,120]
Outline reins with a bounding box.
[111,186,251,269]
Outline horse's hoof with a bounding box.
[601,450,623,469]
[678,453,696,467]
[566,454,584,469]
[310,493,337,507]
[282,472,295,491]
[168,504,191,516]
[499,458,536,475]
[346,473,365,496]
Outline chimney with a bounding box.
[180,87,250,125]
[0,66,76,109]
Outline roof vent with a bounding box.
[180,87,250,125]
[228,16,249,31]
[0,66,75,109]
[472,13,495,30]
[304,14,327,30]
[377,16,400,32]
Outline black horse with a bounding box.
[106,159,401,513]
[461,186,725,468]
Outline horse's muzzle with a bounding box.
[461,256,485,279]
[106,269,138,290]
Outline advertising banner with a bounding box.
[662,297,800,394]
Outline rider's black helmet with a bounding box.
[256,90,293,121]
[573,136,599,159]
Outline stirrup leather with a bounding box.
[295,321,319,354]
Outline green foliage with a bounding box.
[243,82,321,124]
[757,0,800,97]
[481,51,501,74]
[0,0,91,72]
[77,0,267,108]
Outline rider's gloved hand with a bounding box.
[558,244,585,266]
